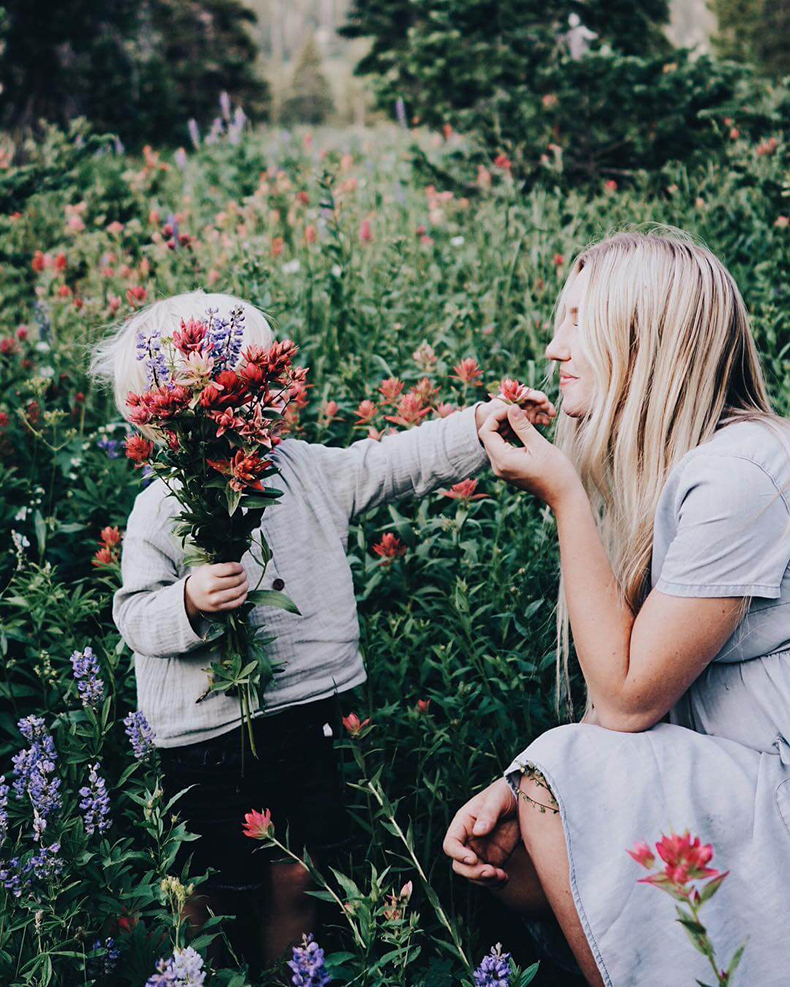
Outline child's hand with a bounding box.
[185,562,249,621]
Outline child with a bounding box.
[90,290,555,971]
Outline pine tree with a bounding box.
[280,33,335,125]
[710,0,790,77]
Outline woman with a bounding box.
[443,228,790,986]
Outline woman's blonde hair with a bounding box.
[551,226,787,715]
[88,290,274,441]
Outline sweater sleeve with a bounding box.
[113,484,215,658]
[302,403,489,521]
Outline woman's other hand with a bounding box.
[443,779,520,888]
[480,403,580,509]
[184,562,249,620]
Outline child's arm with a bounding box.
[303,400,495,521]
[113,489,247,658]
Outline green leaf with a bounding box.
[246,589,301,614]
[225,486,242,516]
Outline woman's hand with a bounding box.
[184,562,249,621]
[443,779,520,888]
[474,388,556,434]
[479,403,581,510]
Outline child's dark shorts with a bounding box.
[157,696,350,893]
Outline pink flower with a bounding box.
[242,808,273,840]
[775,216,789,229]
[491,377,532,406]
[354,400,377,424]
[416,699,431,714]
[553,254,565,267]
[125,434,154,466]
[320,399,341,423]
[385,392,431,428]
[413,341,437,371]
[627,841,655,870]
[450,358,482,386]
[439,479,488,502]
[373,533,407,561]
[434,402,457,418]
[494,154,512,171]
[172,317,208,357]
[126,286,147,308]
[378,377,405,404]
[604,179,618,192]
[342,713,371,737]
[106,221,124,235]
[359,218,373,243]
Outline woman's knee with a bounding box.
[268,861,314,909]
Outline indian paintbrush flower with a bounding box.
[342,713,371,737]
[373,533,407,561]
[439,479,488,502]
[241,808,273,840]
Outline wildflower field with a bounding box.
[0,118,787,986]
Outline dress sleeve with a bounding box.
[113,488,215,658]
[302,403,489,521]
[655,453,790,600]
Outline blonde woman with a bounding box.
[443,229,790,985]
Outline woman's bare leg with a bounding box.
[258,860,317,966]
[514,773,604,987]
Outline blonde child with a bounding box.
[90,290,555,971]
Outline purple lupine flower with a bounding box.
[146,946,206,986]
[187,118,201,150]
[123,710,156,760]
[70,646,105,710]
[205,117,224,146]
[0,858,22,897]
[229,106,246,145]
[0,776,8,847]
[12,716,61,827]
[174,148,188,170]
[225,305,246,369]
[204,308,233,371]
[219,90,231,122]
[97,435,121,459]
[288,934,331,986]
[19,841,64,890]
[395,96,408,129]
[113,136,125,155]
[473,943,512,986]
[79,763,111,835]
[90,937,120,976]
[135,329,171,389]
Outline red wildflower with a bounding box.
[320,400,341,423]
[15,326,28,341]
[172,318,208,357]
[385,392,431,428]
[32,251,46,273]
[242,340,298,377]
[100,526,122,547]
[57,284,72,298]
[242,808,274,840]
[125,434,154,466]
[354,400,377,425]
[147,384,192,421]
[0,412,9,428]
[359,218,373,243]
[553,254,565,267]
[297,190,310,205]
[493,378,532,406]
[434,402,457,418]
[304,224,317,244]
[0,338,18,355]
[199,370,252,411]
[417,699,431,714]
[438,479,488,502]
[378,377,405,404]
[627,841,655,870]
[756,136,778,157]
[411,377,440,405]
[207,450,271,493]
[342,713,371,737]
[373,532,407,561]
[210,407,245,438]
[494,154,512,171]
[271,237,284,258]
[450,358,483,386]
[54,253,67,272]
[652,832,720,887]
[92,547,115,567]
[127,286,147,308]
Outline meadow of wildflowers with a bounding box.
[0,116,786,985]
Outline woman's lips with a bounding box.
[559,374,578,387]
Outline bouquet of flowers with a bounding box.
[124,305,306,764]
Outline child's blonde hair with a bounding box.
[89,291,274,441]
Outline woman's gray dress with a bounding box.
[505,419,790,986]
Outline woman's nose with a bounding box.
[545,333,571,363]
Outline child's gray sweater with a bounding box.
[113,405,488,747]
